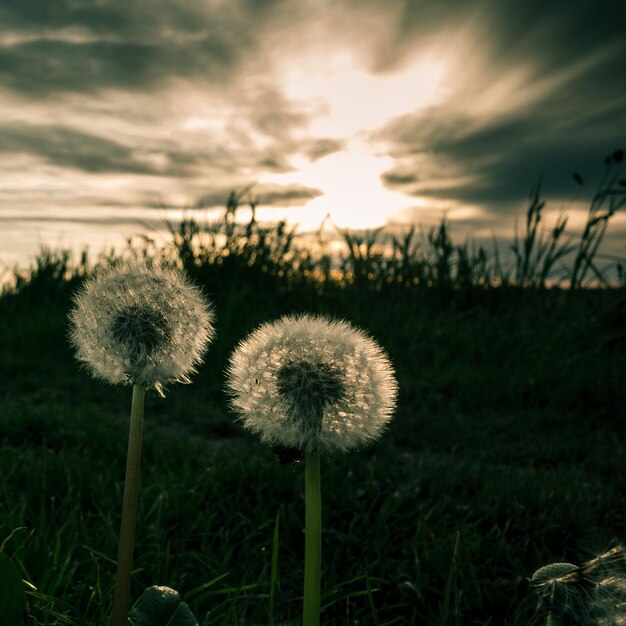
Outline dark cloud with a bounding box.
[256,151,293,172]
[249,87,309,140]
[376,3,626,210]
[0,120,306,179]
[0,124,167,174]
[193,183,322,210]
[378,97,626,207]
[0,214,159,228]
[483,1,626,70]
[0,37,241,96]
[301,138,345,162]
[254,183,322,206]
[0,1,263,96]
[0,0,131,33]
[378,0,626,72]
[381,169,419,187]
[364,0,626,214]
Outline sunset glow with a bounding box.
[258,139,414,230]
[0,0,624,272]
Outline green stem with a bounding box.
[111,384,146,626]
[303,450,322,626]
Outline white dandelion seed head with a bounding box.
[69,261,215,394]
[226,313,398,454]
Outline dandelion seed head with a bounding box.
[531,562,581,587]
[69,261,215,394]
[531,547,626,625]
[531,562,594,624]
[111,305,171,360]
[226,314,397,453]
[277,359,346,435]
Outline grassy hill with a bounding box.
[1,195,625,624]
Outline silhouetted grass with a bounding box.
[1,154,625,625]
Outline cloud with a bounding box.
[0,35,252,97]
[0,1,271,97]
[381,169,419,187]
[0,124,169,174]
[300,138,345,162]
[372,0,626,211]
[1,0,625,265]
[192,182,322,210]
[377,97,626,209]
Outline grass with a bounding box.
[0,154,625,624]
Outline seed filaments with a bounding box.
[276,360,345,435]
[227,314,397,453]
[530,551,626,626]
[531,562,589,620]
[69,261,215,393]
[111,305,171,372]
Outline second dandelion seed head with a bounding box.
[226,314,397,454]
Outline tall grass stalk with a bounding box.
[570,150,626,289]
[512,180,575,287]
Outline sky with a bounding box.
[1,0,625,274]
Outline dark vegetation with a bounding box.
[0,153,625,624]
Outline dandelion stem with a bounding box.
[303,449,322,626]
[111,383,146,626]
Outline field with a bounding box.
[1,186,625,624]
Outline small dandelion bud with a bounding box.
[226,313,398,454]
[69,261,215,395]
[531,562,592,625]
[531,547,626,626]
[532,562,581,586]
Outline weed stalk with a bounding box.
[111,384,146,626]
[303,450,322,626]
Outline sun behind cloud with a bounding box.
[253,43,455,230]
[258,138,414,230]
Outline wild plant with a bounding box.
[68,260,215,626]
[337,226,386,287]
[570,150,626,289]
[511,179,575,287]
[427,218,456,288]
[226,314,397,626]
[388,224,427,287]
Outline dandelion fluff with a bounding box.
[531,547,626,625]
[69,261,215,394]
[226,314,397,453]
